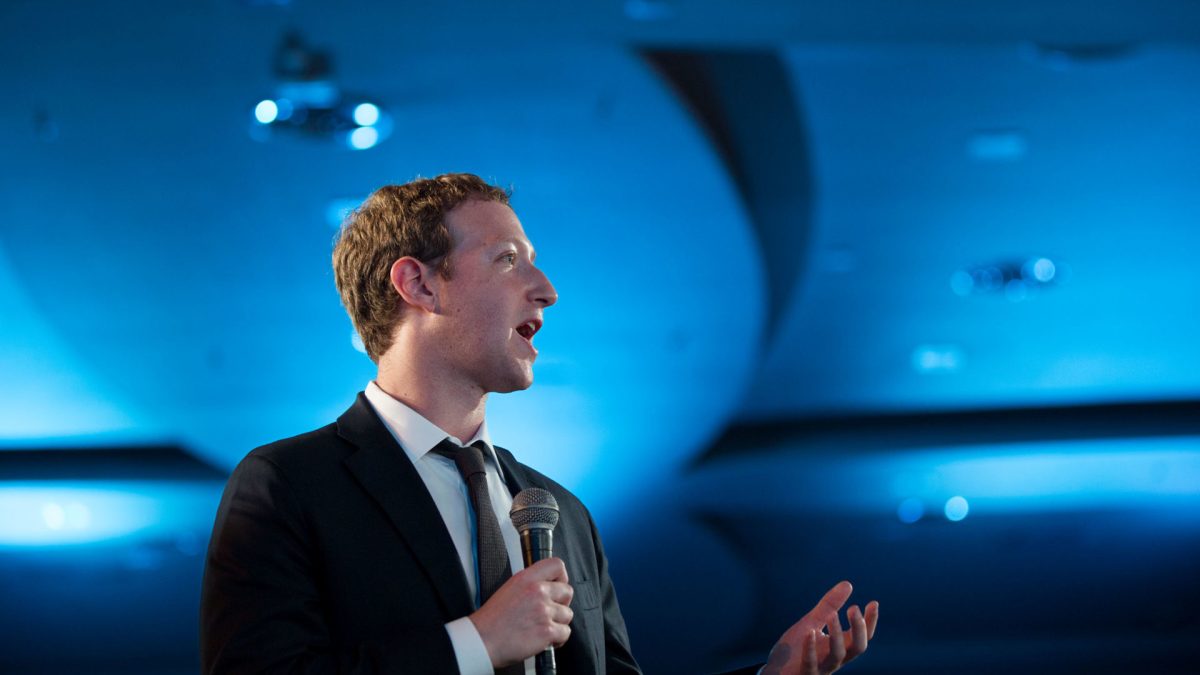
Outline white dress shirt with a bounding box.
[364,381,532,675]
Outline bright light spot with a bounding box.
[351,332,367,354]
[945,495,970,521]
[353,103,380,127]
[65,501,91,529]
[1032,258,1056,283]
[42,502,65,529]
[931,445,1200,505]
[950,270,974,297]
[897,498,924,524]
[349,126,379,150]
[912,345,964,373]
[254,99,279,124]
[1,485,161,546]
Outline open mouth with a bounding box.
[515,319,541,342]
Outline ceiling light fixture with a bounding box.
[247,32,392,151]
[951,257,1066,300]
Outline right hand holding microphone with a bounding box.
[469,557,574,669]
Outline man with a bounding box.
[200,174,878,674]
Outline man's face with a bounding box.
[431,199,557,394]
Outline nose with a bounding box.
[531,266,558,307]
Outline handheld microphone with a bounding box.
[510,488,561,675]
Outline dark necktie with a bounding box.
[434,440,525,675]
[432,439,514,607]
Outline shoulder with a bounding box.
[231,422,351,489]
[495,446,594,525]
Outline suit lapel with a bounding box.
[494,445,533,498]
[337,393,475,619]
[493,447,598,675]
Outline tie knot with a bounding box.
[432,438,489,479]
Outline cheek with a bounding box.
[459,303,510,345]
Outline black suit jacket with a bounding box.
[201,393,641,674]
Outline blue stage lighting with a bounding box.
[944,495,970,521]
[0,484,157,546]
[254,99,279,124]
[0,480,222,548]
[274,98,295,121]
[352,102,380,127]
[911,345,964,373]
[1031,257,1056,282]
[348,126,379,150]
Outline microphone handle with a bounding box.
[519,527,553,566]
[519,528,556,675]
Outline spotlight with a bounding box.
[248,32,392,150]
[1029,257,1057,283]
[353,103,380,127]
[951,257,1064,300]
[254,100,279,124]
[944,496,970,522]
[348,126,379,150]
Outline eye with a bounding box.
[499,252,517,265]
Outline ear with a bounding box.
[390,257,439,313]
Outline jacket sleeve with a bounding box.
[200,453,458,674]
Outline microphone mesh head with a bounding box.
[510,487,560,531]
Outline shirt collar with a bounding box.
[363,381,499,469]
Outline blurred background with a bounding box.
[2,1,1199,673]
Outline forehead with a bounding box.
[444,199,531,250]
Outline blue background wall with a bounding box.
[2,1,1198,672]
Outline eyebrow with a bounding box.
[492,239,536,260]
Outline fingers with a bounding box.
[470,559,577,667]
[514,558,574,606]
[811,581,853,621]
[525,557,569,583]
[842,605,869,663]
[548,605,573,647]
[803,629,820,675]
[819,611,847,673]
[550,600,574,625]
[777,584,880,675]
[530,568,574,647]
[548,580,574,606]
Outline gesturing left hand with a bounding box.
[761,581,879,675]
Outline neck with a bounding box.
[375,343,488,443]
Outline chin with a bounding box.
[489,367,534,394]
[495,377,534,394]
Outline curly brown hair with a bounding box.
[332,173,511,362]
